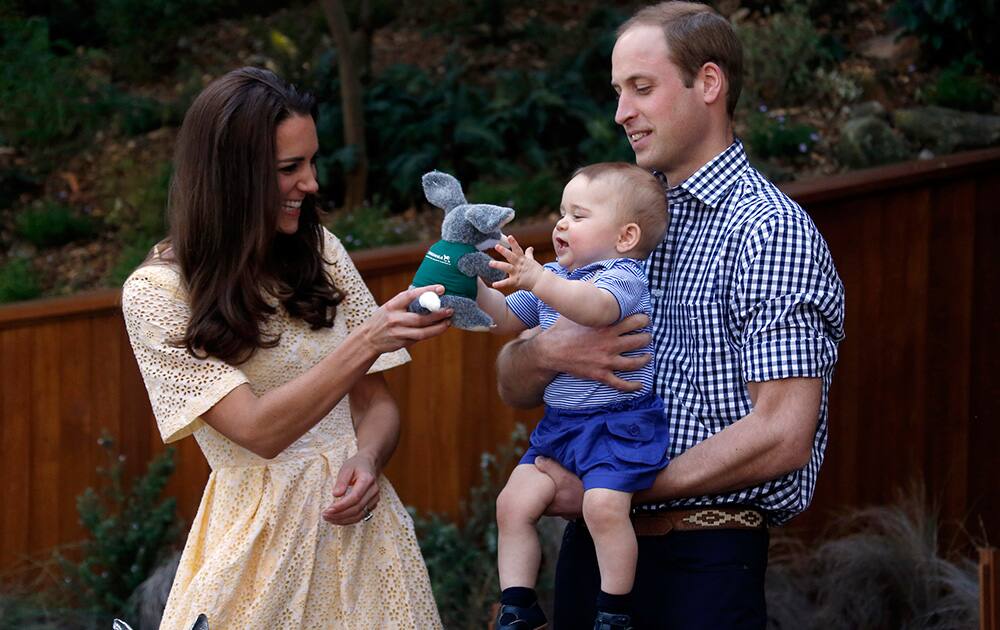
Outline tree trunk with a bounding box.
[319,0,368,210]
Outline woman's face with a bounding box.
[275,114,319,235]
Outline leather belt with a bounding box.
[631,506,765,536]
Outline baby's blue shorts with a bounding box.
[519,392,670,493]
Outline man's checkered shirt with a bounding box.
[640,139,845,526]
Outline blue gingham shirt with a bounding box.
[507,258,656,409]
[639,139,845,525]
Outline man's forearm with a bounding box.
[495,332,555,409]
[635,378,821,503]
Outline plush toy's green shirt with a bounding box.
[412,240,478,300]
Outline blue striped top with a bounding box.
[505,258,655,409]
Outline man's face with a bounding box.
[611,24,707,182]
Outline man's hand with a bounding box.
[540,314,652,391]
[535,456,584,519]
[496,311,652,408]
[489,236,544,291]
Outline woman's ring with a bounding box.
[362,506,374,522]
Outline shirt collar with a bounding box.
[667,139,749,209]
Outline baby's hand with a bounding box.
[489,236,543,291]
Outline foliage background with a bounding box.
[1,0,998,302]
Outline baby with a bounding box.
[478,162,670,630]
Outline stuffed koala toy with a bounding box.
[409,170,514,331]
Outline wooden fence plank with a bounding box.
[1,328,33,570]
[982,548,998,630]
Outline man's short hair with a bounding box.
[572,162,669,258]
[618,1,744,117]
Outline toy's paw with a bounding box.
[417,291,442,312]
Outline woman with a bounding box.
[121,67,451,628]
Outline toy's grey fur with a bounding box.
[409,171,514,331]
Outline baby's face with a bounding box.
[552,175,627,272]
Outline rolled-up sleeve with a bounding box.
[733,211,845,383]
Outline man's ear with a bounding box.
[616,222,641,253]
[700,62,725,107]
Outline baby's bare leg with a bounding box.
[496,463,557,589]
[582,488,636,594]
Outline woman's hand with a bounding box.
[360,285,453,354]
[322,451,381,525]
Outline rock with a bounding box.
[837,115,911,169]
[893,106,1000,154]
[847,100,888,120]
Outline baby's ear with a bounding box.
[616,222,641,253]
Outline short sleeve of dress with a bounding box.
[121,265,250,444]
[323,228,410,373]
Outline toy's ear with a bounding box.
[422,171,467,212]
[465,204,515,233]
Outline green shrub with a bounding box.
[57,435,180,620]
[93,0,218,81]
[0,258,41,303]
[310,6,628,214]
[736,2,832,108]
[467,167,563,217]
[0,17,100,156]
[891,0,999,70]
[104,160,171,242]
[326,201,421,251]
[15,201,97,248]
[107,235,159,288]
[923,59,997,113]
[745,111,819,161]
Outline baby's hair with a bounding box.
[571,162,669,258]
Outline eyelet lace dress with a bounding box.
[121,230,442,629]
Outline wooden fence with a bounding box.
[1,147,997,575]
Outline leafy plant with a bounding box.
[311,5,628,214]
[411,424,560,629]
[922,58,997,113]
[0,17,100,157]
[745,111,819,161]
[467,167,563,217]
[57,435,180,620]
[15,201,97,248]
[0,258,41,303]
[736,2,832,107]
[326,200,420,251]
[106,235,159,288]
[890,0,999,70]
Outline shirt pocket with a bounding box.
[677,301,744,432]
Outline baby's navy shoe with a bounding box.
[493,601,547,630]
[593,611,633,630]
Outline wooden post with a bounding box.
[983,547,998,630]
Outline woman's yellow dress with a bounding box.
[121,230,442,629]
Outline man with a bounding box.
[495,3,845,628]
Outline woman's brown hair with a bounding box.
[168,67,343,365]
